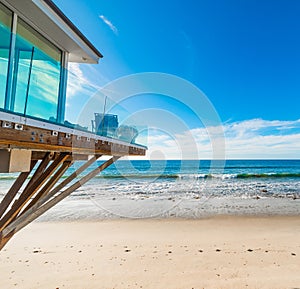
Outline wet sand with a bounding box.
[1,216,299,289]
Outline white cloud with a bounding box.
[144,118,300,160]
[65,63,107,126]
[67,63,104,99]
[67,63,87,98]
[99,15,118,35]
[220,119,300,159]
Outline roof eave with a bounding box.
[42,0,103,59]
[1,0,103,63]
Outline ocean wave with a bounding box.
[1,172,299,182]
[178,174,237,180]
[0,176,19,181]
[177,172,300,180]
[94,172,300,180]
[94,174,179,179]
[236,173,300,179]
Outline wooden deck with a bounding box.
[0,113,146,250]
[0,116,146,157]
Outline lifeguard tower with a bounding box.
[0,0,146,249]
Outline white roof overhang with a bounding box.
[1,0,103,63]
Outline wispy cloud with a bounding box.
[99,15,118,35]
[65,63,110,127]
[144,118,300,160]
[67,63,107,99]
[67,63,99,99]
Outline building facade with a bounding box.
[0,0,102,125]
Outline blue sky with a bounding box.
[53,0,300,159]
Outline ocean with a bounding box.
[0,159,299,220]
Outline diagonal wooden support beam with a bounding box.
[21,160,73,215]
[0,153,52,228]
[0,153,69,231]
[24,152,54,192]
[24,155,101,210]
[0,230,14,251]
[0,160,37,218]
[0,155,100,250]
[1,156,120,246]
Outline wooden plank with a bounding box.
[31,152,89,161]
[2,156,120,238]
[0,139,145,156]
[0,153,69,231]
[0,122,146,156]
[0,160,37,218]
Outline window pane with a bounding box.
[26,49,61,120]
[12,50,32,114]
[0,3,12,109]
[11,18,61,121]
[16,18,61,62]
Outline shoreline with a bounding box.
[1,215,299,289]
[36,212,300,222]
[36,196,300,221]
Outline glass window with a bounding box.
[16,18,61,62]
[10,18,62,121]
[0,3,12,109]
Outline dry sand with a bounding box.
[0,216,299,289]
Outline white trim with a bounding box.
[0,111,146,150]
[57,51,68,123]
[32,0,98,63]
[4,11,17,110]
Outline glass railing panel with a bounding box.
[65,68,148,147]
[64,66,99,131]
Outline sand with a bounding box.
[0,216,299,289]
